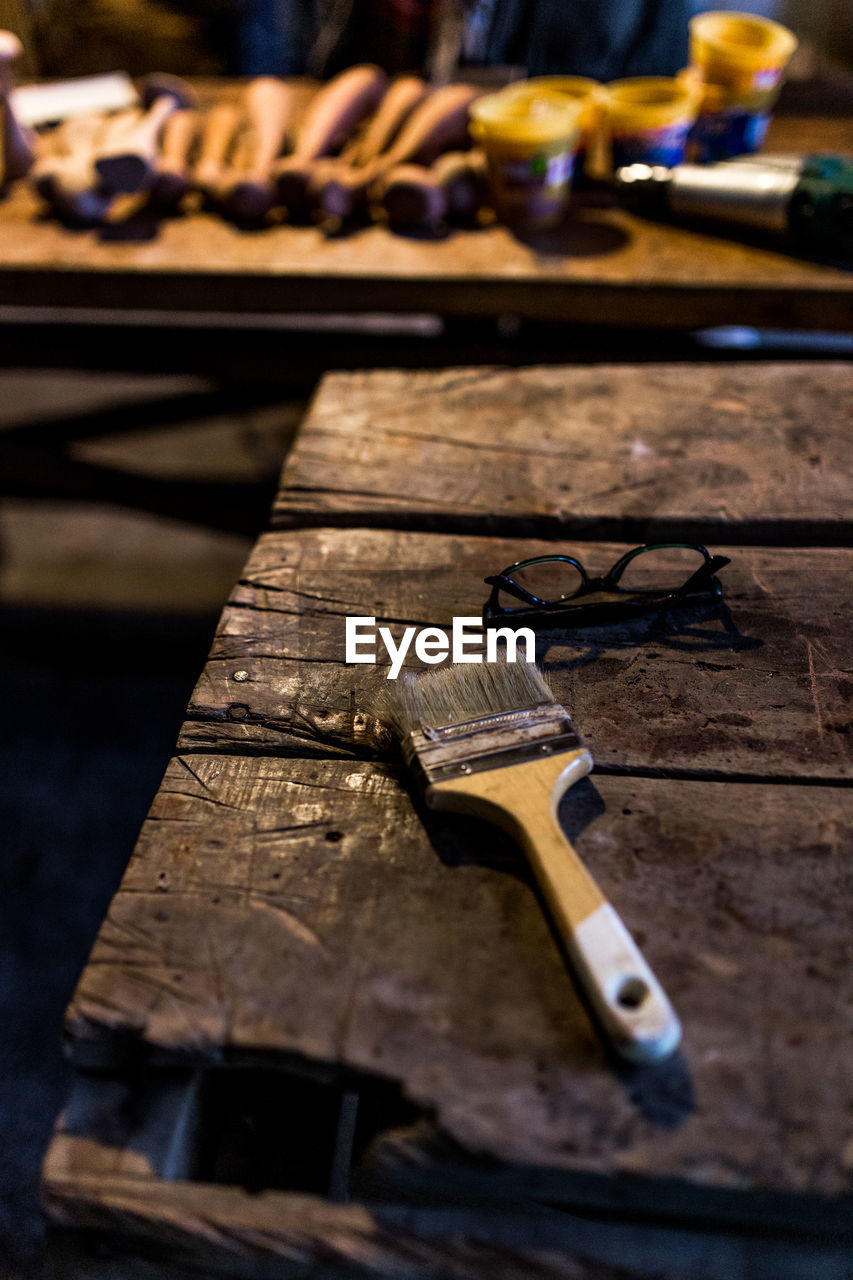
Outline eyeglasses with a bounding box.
[483,543,730,629]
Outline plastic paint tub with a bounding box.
[604,77,700,171]
[689,10,797,94]
[502,77,603,177]
[470,89,583,230]
[687,78,779,161]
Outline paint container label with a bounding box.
[688,109,771,163]
[499,149,575,190]
[752,67,784,91]
[611,122,691,170]
[486,146,577,229]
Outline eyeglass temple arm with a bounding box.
[483,574,543,607]
[679,554,731,593]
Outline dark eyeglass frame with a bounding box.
[483,542,731,629]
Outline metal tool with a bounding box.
[615,153,853,257]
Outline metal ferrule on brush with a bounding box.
[401,702,583,793]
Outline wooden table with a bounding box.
[43,360,852,1278]
[1,111,852,333]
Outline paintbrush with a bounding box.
[377,660,681,1064]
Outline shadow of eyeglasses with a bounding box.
[519,598,763,667]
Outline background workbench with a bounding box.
[1,109,851,335]
[43,360,852,1279]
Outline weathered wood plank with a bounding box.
[48,1172,615,1280]
[66,752,853,1213]
[360,1120,853,1238]
[43,1147,853,1279]
[1,116,851,330]
[177,529,852,781]
[272,364,853,537]
[53,1162,825,1280]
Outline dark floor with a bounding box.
[0,369,304,1273]
[0,610,210,1270]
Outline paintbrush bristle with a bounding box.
[377,660,557,738]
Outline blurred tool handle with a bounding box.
[94,77,195,194]
[194,102,242,196]
[348,75,430,167]
[0,29,35,179]
[33,111,144,223]
[151,107,199,208]
[31,111,124,222]
[243,77,295,178]
[314,83,479,222]
[273,64,387,217]
[378,148,486,230]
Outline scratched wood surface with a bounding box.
[1,113,851,329]
[173,529,852,780]
[272,363,853,538]
[65,750,852,1214]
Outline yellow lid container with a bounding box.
[470,88,583,148]
[500,76,604,176]
[605,76,699,131]
[470,89,583,230]
[502,76,602,134]
[689,10,798,93]
[603,77,700,170]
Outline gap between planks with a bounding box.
[271,507,853,549]
[170,738,853,789]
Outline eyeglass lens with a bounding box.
[614,545,709,592]
[496,559,586,609]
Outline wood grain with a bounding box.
[47,1171,608,1280]
[49,1162,782,1280]
[175,528,853,781]
[272,364,853,538]
[2,112,851,330]
[43,1145,853,1279]
[65,752,853,1211]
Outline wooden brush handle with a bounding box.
[431,750,681,1064]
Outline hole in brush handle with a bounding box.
[615,976,651,1010]
[574,904,681,1062]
